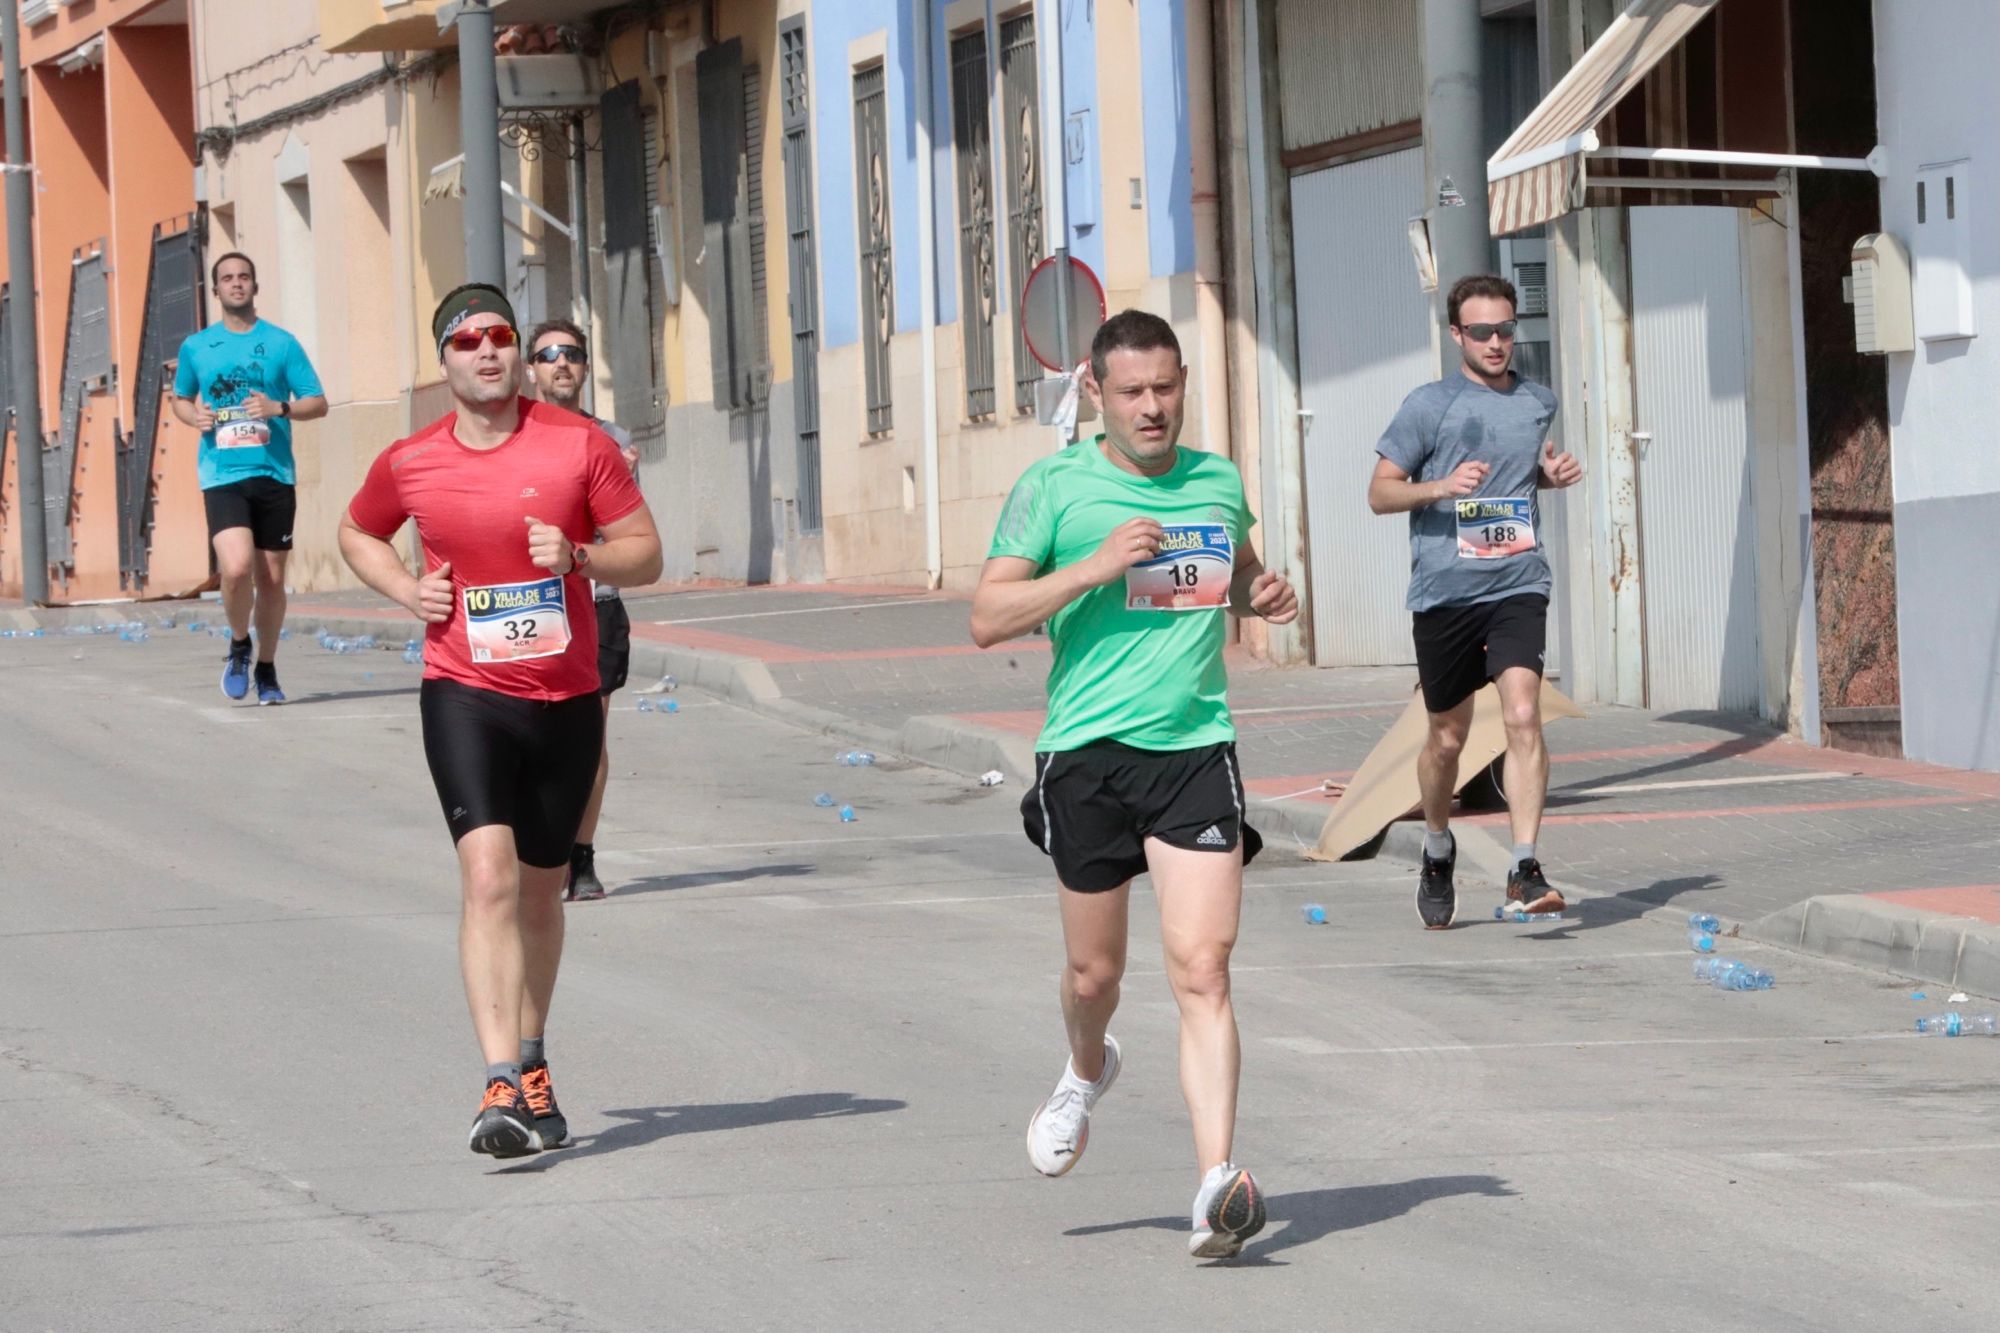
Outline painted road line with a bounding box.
[1563,770,1858,796]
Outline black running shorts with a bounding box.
[1412,592,1548,714]
[418,678,604,867]
[203,476,297,551]
[1021,739,1263,893]
[594,597,630,697]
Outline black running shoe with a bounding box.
[468,1077,542,1158]
[567,846,606,902]
[1417,838,1457,930]
[1506,858,1566,915]
[520,1061,572,1148]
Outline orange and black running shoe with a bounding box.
[468,1077,541,1158]
[520,1061,572,1148]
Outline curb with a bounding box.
[1746,894,2000,998]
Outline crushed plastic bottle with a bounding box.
[838,750,877,766]
[187,621,206,633]
[978,770,1006,787]
[1915,1012,2000,1037]
[402,640,423,665]
[1495,906,1566,922]
[1691,956,1775,991]
[838,804,857,822]
[657,674,678,693]
[637,698,655,713]
[1301,903,1327,925]
[1688,912,1721,953]
[813,792,836,808]
[663,699,679,713]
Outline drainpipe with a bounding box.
[1186,0,1229,466]
[1421,0,1491,368]
[915,0,942,588]
[567,114,592,411]
[450,1,506,286]
[3,0,48,605]
[1038,0,1074,445]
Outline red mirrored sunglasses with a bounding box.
[444,324,519,353]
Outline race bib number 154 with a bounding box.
[464,576,571,663]
[1126,524,1233,612]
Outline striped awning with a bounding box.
[1486,0,1721,236]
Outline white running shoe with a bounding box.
[1024,1035,1122,1177]
[1189,1162,1267,1258]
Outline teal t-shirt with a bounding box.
[173,320,323,490]
[988,438,1255,753]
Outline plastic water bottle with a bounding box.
[664,699,679,713]
[1495,906,1565,922]
[1915,1012,2000,1037]
[637,698,654,713]
[402,640,423,665]
[1688,913,1720,952]
[838,750,876,766]
[658,674,678,693]
[279,628,291,641]
[1301,903,1327,925]
[813,792,835,808]
[1691,956,1775,991]
[838,804,857,822]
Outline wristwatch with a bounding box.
[570,541,591,573]
[278,401,290,418]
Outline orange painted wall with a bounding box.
[105,24,200,597]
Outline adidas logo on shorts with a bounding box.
[1196,825,1227,847]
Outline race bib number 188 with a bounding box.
[1456,497,1536,560]
[464,576,572,663]
[1126,524,1233,612]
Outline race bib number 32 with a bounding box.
[464,576,572,663]
[1127,524,1233,612]
[1456,497,1536,560]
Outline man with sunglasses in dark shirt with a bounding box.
[1369,274,1584,931]
[528,319,640,902]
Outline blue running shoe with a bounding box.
[220,639,252,700]
[254,662,286,706]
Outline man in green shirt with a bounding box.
[972,309,1298,1260]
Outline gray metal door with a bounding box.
[1291,147,1432,665]
[780,16,822,534]
[120,216,203,587]
[1629,206,1760,712]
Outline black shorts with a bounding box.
[1412,592,1548,713]
[594,597,630,696]
[418,678,604,868]
[1021,740,1263,893]
[203,476,296,550]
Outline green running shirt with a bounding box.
[988,437,1256,753]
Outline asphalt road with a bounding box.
[3,629,1996,1331]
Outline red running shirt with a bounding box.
[348,398,645,701]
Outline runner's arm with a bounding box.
[971,518,1165,647]
[338,515,424,615]
[573,503,663,589]
[1228,540,1300,624]
[1368,456,1488,514]
[169,394,216,431]
[288,395,330,422]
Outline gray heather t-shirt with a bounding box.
[590,416,636,602]
[1375,373,1559,613]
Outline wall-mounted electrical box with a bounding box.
[1849,232,1914,354]
[1912,159,1975,341]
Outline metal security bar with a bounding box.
[119,216,203,586]
[46,245,111,571]
[951,29,996,419]
[999,14,1042,414]
[780,17,823,533]
[853,64,894,435]
[743,63,772,406]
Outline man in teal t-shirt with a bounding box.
[972,309,1298,1260]
[172,251,327,705]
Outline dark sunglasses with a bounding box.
[532,344,588,365]
[444,324,519,353]
[1458,320,1518,343]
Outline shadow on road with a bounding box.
[1513,873,1725,941]
[608,863,817,897]
[494,1091,906,1173]
[1064,1174,1515,1262]
[286,686,422,705]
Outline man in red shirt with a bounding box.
[339,283,663,1158]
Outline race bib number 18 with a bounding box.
[1126,524,1233,612]
[1456,497,1536,560]
[464,576,572,663]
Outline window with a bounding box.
[999,13,1042,413]
[951,29,996,419]
[853,63,894,434]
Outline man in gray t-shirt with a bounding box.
[1369,274,1583,932]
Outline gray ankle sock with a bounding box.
[1511,843,1536,872]
[485,1061,522,1089]
[520,1036,545,1067]
[1424,828,1454,860]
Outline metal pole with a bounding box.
[454,0,505,287]
[2,0,49,605]
[567,114,592,410]
[1037,0,1074,432]
[1422,0,1491,373]
[913,0,941,586]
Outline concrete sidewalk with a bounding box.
[16,582,2000,996]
